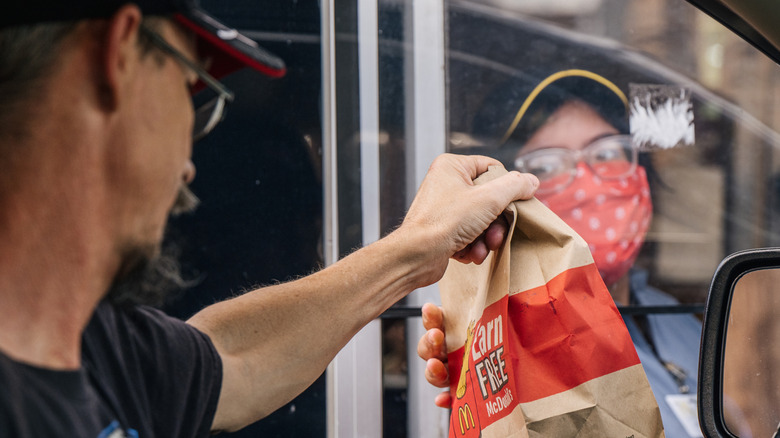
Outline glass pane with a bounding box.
[445,1,780,437]
[163,1,326,436]
[378,1,412,436]
[147,0,780,436]
[379,1,410,234]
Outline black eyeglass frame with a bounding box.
[138,24,235,141]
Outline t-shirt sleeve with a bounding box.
[84,302,223,438]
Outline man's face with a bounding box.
[106,20,202,301]
[113,21,199,259]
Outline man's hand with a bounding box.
[399,154,538,286]
[452,215,509,264]
[410,155,538,409]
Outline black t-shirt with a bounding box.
[0,301,222,437]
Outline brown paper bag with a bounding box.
[439,167,664,437]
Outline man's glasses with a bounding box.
[138,24,235,141]
[513,134,638,194]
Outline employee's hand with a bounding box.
[417,303,452,408]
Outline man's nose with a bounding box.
[183,160,196,185]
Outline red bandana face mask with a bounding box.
[537,163,653,286]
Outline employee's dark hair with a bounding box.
[473,69,627,164]
[471,68,664,191]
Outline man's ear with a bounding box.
[99,4,143,111]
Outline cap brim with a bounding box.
[174,9,286,79]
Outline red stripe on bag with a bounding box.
[507,263,640,402]
[448,263,640,409]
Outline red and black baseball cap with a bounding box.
[2,0,287,79]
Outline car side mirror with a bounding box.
[699,248,780,437]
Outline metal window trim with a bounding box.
[324,0,449,435]
[405,0,450,436]
[325,0,384,436]
[322,0,340,435]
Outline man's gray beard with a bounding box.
[106,185,200,308]
[105,242,193,308]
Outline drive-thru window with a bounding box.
[162,1,780,436]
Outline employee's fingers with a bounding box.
[435,391,452,408]
[419,303,446,361]
[417,328,446,361]
[425,358,450,388]
[420,303,451,406]
[421,302,444,332]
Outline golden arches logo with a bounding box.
[456,320,476,399]
[457,404,476,435]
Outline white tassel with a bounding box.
[629,85,695,151]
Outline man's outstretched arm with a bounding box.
[186,154,538,433]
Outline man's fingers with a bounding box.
[510,171,540,200]
[467,237,489,264]
[455,154,505,180]
[477,171,539,206]
[453,246,471,263]
[453,224,505,265]
[484,217,508,251]
[425,358,450,388]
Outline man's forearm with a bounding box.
[188,227,435,432]
[189,155,540,433]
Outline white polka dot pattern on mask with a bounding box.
[539,163,653,287]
